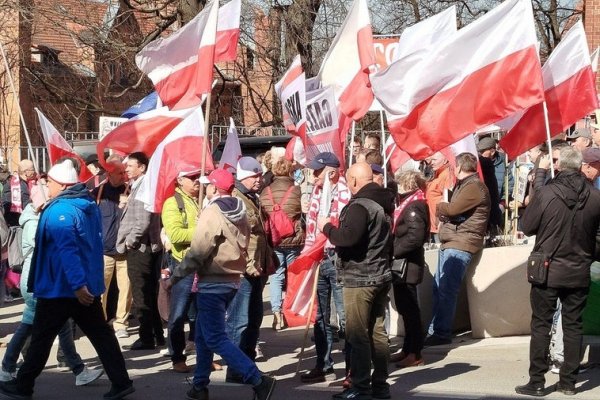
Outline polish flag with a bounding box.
[318,0,375,121]
[97,106,195,168]
[383,135,411,173]
[372,0,544,160]
[218,118,242,173]
[440,134,482,183]
[499,21,598,159]
[275,55,307,140]
[136,0,219,110]
[215,0,241,62]
[35,108,93,183]
[591,46,600,73]
[136,107,215,213]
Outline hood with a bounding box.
[354,183,396,215]
[212,196,246,224]
[19,203,40,226]
[550,171,590,209]
[47,183,96,215]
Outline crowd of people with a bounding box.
[0,127,598,400]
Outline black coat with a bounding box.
[522,171,600,288]
[393,195,429,271]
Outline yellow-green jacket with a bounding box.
[161,187,199,262]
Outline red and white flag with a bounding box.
[136,107,214,213]
[372,0,544,160]
[591,46,600,73]
[97,106,195,168]
[218,118,242,173]
[275,55,307,140]
[136,1,219,109]
[499,21,598,159]
[383,135,411,173]
[35,108,93,183]
[215,0,241,62]
[318,0,375,121]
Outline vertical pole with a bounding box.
[198,92,212,207]
[349,121,356,167]
[380,111,388,188]
[542,101,555,179]
[0,41,38,172]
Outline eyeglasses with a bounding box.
[183,175,201,182]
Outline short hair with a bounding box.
[352,135,362,145]
[455,152,478,173]
[18,159,34,173]
[365,133,381,148]
[272,158,293,177]
[106,154,124,164]
[395,170,426,192]
[263,151,273,171]
[540,139,568,154]
[364,150,383,165]
[128,152,149,169]
[558,146,582,171]
[55,156,81,175]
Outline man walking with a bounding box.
[515,146,600,397]
[426,153,490,346]
[319,162,394,400]
[174,169,276,400]
[0,159,134,400]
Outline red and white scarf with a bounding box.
[393,189,426,233]
[304,176,351,250]
[9,175,24,214]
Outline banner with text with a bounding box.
[304,86,344,163]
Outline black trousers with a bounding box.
[529,285,589,387]
[127,248,164,344]
[16,297,131,395]
[393,282,424,357]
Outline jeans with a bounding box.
[344,284,390,394]
[428,248,472,339]
[226,275,266,362]
[167,272,195,363]
[15,297,131,395]
[528,285,588,388]
[270,247,301,312]
[127,248,164,344]
[102,254,131,330]
[314,254,348,372]
[193,288,261,389]
[393,283,423,357]
[550,300,564,364]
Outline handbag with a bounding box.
[392,259,425,285]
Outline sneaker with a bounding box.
[514,382,545,397]
[255,344,264,360]
[300,368,336,383]
[332,388,371,400]
[160,348,173,357]
[115,329,129,339]
[186,386,208,400]
[75,366,104,386]
[103,383,135,400]
[4,295,14,303]
[0,370,16,382]
[253,375,276,400]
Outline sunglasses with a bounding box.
[184,175,201,181]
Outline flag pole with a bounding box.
[542,101,555,179]
[379,110,388,188]
[349,121,356,167]
[0,40,38,172]
[198,79,218,207]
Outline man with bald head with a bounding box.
[2,159,36,227]
[318,162,394,400]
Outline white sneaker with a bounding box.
[0,369,16,382]
[160,348,173,357]
[75,366,104,386]
[115,329,129,339]
[550,362,562,374]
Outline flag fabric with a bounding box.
[499,21,598,159]
[275,55,307,140]
[136,107,214,213]
[96,106,195,168]
[318,0,375,121]
[35,108,93,183]
[383,135,411,173]
[121,92,160,119]
[218,118,242,173]
[215,0,241,62]
[135,1,219,109]
[372,0,544,160]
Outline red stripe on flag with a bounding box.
[48,144,93,183]
[499,66,598,159]
[388,46,543,160]
[215,28,240,62]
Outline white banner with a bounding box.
[304,86,343,162]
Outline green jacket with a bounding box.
[161,187,199,262]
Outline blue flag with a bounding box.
[121,92,159,119]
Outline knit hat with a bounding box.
[199,169,235,192]
[236,157,262,180]
[47,159,79,185]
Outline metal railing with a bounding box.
[209,125,287,144]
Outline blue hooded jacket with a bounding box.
[28,183,105,298]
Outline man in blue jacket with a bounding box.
[0,159,134,400]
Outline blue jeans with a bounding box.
[167,273,195,363]
[226,275,266,361]
[3,320,84,375]
[193,288,261,389]
[428,248,472,339]
[315,253,347,372]
[270,247,301,312]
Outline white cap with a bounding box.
[48,159,79,185]
[236,157,262,180]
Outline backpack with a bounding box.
[264,186,296,247]
[7,226,32,274]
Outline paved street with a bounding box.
[1,297,599,400]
